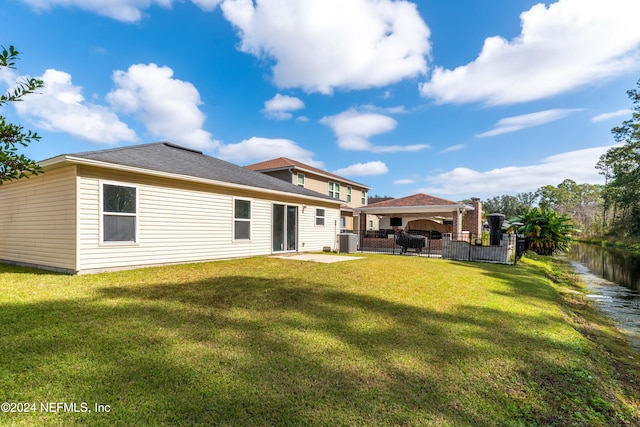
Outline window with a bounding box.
[234,199,251,240]
[329,182,340,199]
[347,186,352,203]
[361,190,367,205]
[369,220,374,230]
[340,216,346,232]
[297,173,305,187]
[316,208,325,226]
[102,183,137,243]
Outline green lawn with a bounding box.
[0,254,638,426]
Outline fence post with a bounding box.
[392,230,396,255]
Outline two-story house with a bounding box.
[245,157,371,232]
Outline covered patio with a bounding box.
[356,193,482,237]
[351,194,518,264]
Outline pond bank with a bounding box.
[570,261,640,351]
[579,237,640,255]
[567,242,640,352]
[531,253,640,413]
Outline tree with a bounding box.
[596,78,640,237]
[483,192,537,219]
[1,45,44,184]
[509,207,577,256]
[537,179,604,236]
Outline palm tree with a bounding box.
[509,207,577,256]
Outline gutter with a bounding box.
[41,156,342,207]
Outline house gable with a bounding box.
[0,166,78,272]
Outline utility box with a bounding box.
[339,233,358,253]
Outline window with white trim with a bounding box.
[316,208,325,226]
[102,183,137,243]
[234,199,251,240]
[328,182,340,199]
[347,186,352,203]
[297,173,305,187]
[361,190,367,205]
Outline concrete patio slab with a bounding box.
[272,253,364,263]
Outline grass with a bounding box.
[1,254,639,426]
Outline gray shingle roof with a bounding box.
[245,157,370,189]
[64,142,335,201]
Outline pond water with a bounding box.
[567,242,640,351]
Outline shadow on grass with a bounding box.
[1,271,636,426]
[448,260,557,298]
[0,262,66,276]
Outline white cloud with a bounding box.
[13,69,138,144]
[333,161,388,177]
[394,178,415,185]
[320,108,429,153]
[263,94,305,120]
[372,144,430,154]
[441,144,466,153]
[191,0,222,11]
[360,104,410,115]
[107,63,218,151]
[420,0,640,105]
[21,0,221,22]
[591,109,633,123]
[217,136,323,167]
[417,145,612,200]
[476,109,584,138]
[320,109,397,150]
[0,65,19,88]
[221,0,430,94]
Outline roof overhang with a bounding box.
[257,165,371,190]
[355,204,473,215]
[40,156,342,207]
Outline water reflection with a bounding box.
[568,242,640,292]
[568,242,640,351]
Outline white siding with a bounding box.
[298,204,341,252]
[77,169,340,272]
[0,166,77,271]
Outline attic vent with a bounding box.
[163,142,203,155]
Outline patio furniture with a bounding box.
[395,232,426,254]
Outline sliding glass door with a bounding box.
[273,204,297,252]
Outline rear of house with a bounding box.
[0,143,341,274]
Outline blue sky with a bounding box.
[2,0,639,201]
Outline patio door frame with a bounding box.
[272,204,298,253]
